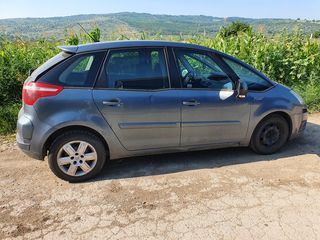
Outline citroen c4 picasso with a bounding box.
[17,41,308,182]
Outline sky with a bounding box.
[0,0,319,20]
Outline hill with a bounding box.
[0,12,319,40]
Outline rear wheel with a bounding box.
[250,114,289,155]
[48,130,107,182]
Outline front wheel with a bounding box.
[48,130,107,182]
[250,115,289,155]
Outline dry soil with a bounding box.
[0,114,320,239]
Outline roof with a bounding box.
[58,40,215,54]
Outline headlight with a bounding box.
[290,90,304,105]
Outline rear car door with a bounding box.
[93,47,181,151]
[172,48,252,146]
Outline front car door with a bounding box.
[172,48,252,146]
[93,47,181,151]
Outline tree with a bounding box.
[314,31,320,38]
[219,21,253,37]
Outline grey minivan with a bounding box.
[17,41,307,182]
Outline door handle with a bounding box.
[182,100,200,106]
[102,99,123,107]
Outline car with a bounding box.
[17,40,308,182]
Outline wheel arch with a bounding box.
[42,125,110,159]
[251,111,293,142]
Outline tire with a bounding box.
[250,114,289,155]
[48,130,108,182]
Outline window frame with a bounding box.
[172,47,237,92]
[218,54,276,92]
[94,47,172,91]
[38,50,107,89]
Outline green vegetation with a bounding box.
[1,13,320,40]
[190,31,320,111]
[0,22,320,134]
[89,27,101,42]
[219,21,253,37]
[0,104,21,135]
[65,32,79,45]
[0,39,59,134]
[0,39,59,106]
[314,31,320,38]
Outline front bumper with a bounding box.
[299,108,308,132]
[290,107,308,140]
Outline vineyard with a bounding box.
[0,24,320,134]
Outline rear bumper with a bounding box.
[16,134,43,160]
[17,136,43,160]
[16,108,44,160]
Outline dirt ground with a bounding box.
[0,114,320,240]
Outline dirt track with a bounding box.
[0,114,320,240]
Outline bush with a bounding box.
[65,33,79,45]
[0,39,59,106]
[189,31,320,112]
[292,74,320,112]
[219,21,253,37]
[314,31,320,38]
[89,28,101,42]
[0,104,21,135]
[0,27,319,135]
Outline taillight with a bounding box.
[22,82,64,105]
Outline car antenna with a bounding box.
[77,23,97,42]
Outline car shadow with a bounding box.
[91,121,320,182]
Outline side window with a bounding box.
[39,52,105,87]
[174,49,233,90]
[72,56,94,72]
[59,55,94,85]
[223,58,272,91]
[100,48,169,90]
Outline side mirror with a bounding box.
[208,72,229,81]
[237,80,248,98]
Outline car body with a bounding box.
[16,40,308,181]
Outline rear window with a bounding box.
[38,52,105,87]
[31,52,71,78]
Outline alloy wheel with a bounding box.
[57,141,98,177]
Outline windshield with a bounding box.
[223,57,273,91]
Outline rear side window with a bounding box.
[38,52,105,87]
[31,52,71,78]
[97,48,169,90]
[223,58,272,91]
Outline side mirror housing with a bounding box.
[237,80,248,98]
